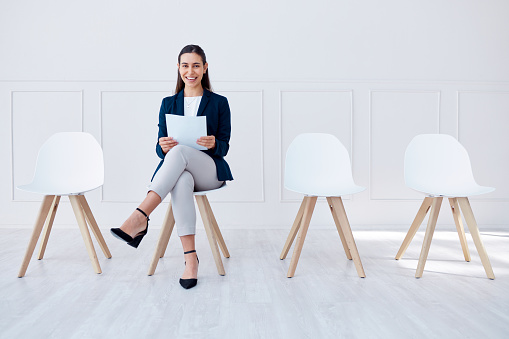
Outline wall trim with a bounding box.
[368,89,441,201]
[10,90,84,202]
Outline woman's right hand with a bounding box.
[159,137,178,154]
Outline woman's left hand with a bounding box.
[197,135,216,149]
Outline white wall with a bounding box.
[1,0,509,229]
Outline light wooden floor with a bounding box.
[1,227,508,339]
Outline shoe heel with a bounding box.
[127,234,145,248]
[123,208,150,248]
[180,250,199,289]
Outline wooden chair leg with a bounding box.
[159,202,175,259]
[69,195,101,274]
[148,202,175,276]
[326,197,352,260]
[416,197,442,278]
[287,196,317,278]
[77,195,111,259]
[457,197,495,279]
[329,197,365,278]
[280,197,307,260]
[448,198,471,262]
[196,195,225,276]
[37,196,61,260]
[18,195,55,277]
[395,197,433,260]
[202,196,230,258]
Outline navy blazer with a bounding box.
[153,89,233,181]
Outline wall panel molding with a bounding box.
[457,90,509,202]
[11,90,84,202]
[2,81,509,227]
[369,90,441,201]
[279,90,354,202]
[216,90,265,203]
[99,90,168,203]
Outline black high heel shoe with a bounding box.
[110,208,149,248]
[180,250,199,289]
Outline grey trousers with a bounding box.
[147,145,224,236]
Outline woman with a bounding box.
[111,45,233,289]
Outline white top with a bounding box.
[184,96,202,117]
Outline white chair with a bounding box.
[395,134,495,279]
[280,133,366,278]
[148,183,230,276]
[17,132,111,277]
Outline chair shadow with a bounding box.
[480,233,509,238]
[408,268,491,280]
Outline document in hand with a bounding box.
[166,115,207,150]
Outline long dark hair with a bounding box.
[175,45,212,94]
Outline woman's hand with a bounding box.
[159,137,178,154]
[197,135,216,149]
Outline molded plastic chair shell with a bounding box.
[404,134,494,197]
[193,182,227,196]
[284,133,365,197]
[17,132,104,196]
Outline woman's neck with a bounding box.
[184,86,204,97]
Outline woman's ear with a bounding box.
[204,62,208,74]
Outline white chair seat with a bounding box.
[18,132,104,196]
[193,182,227,196]
[405,134,495,198]
[412,183,495,198]
[284,133,365,198]
[290,183,365,197]
[17,182,102,196]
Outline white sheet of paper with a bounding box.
[166,115,207,151]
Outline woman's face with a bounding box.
[178,53,208,91]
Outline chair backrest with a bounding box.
[284,133,364,196]
[26,132,104,195]
[404,134,491,196]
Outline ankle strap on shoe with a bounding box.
[184,250,196,254]
[136,208,150,221]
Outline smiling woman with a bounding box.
[110,44,233,290]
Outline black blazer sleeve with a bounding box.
[155,97,173,160]
[209,96,231,158]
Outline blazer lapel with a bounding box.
[197,89,211,116]
[175,90,185,116]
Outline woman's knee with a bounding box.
[164,144,193,165]
[173,171,194,192]
[170,144,192,157]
